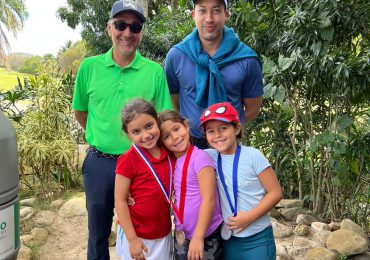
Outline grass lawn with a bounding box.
[0,67,30,91]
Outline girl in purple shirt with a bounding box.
[158,110,223,260]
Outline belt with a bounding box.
[89,146,121,160]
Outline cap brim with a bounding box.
[199,117,232,128]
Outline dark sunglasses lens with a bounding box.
[113,21,142,33]
[130,23,143,33]
[114,21,128,31]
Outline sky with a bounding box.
[7,0,81,56]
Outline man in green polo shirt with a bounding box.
[72,1,172,259]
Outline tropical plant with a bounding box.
[235,0,370,226]
[139,6,193,63]
[0,0,27,60]
[0,70,81,199]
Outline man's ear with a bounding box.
[191,10,195,20]
[107,22,112,37]
[225,10,230,20]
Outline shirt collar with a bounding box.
[104,47,142,70]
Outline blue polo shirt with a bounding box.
[165,47,263,138]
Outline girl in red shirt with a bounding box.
[115,99,174,260]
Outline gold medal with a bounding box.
[175,230,186,246]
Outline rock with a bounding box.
[348,252,370,260]
[296,214,319,225]
[270,207,282,218]
[328,221,341,231]
[312,230,331,247]
[326,229,368,256]
[279,207,306,221]
[20,207,34,221]
[59,197,87,218]
[20,198,36,207]
[311,222,331,232]
[276,244,291,259]
[292,237,319,256]
[272,221,293,238]
[50,199,64,209]
[277,255,292,260]
[17,245,33,260]
[294,225,310,236]
[34,210,56,227]
[305,247,339,260]
[293,236,318,249]
[20,234,34,246]
[341,219,368,242]
[31,227,48,245]
[276,199,304,208]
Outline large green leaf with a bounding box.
[278,55,295,71]
[263,83,275,99]
[262,56,277,77]
[335,115,353,131]
[274,85,285,103]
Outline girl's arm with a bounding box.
[228,167,282,233]
[115,174,148,259]
[188,166,216,260]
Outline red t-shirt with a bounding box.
[115,145,175,239]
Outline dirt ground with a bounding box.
[37,214,119,260]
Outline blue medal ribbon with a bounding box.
[217,145,241,216]
[133,144,172,203]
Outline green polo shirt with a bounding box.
[72,48,173,154]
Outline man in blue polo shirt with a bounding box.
[165,0,263,149]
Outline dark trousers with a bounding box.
[82,150,116,260]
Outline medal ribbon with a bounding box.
[171,145,194,224]
[133,144,172,203]
[217,145,241,217]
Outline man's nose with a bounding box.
[205,11,214,22]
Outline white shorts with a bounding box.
[116,225,172,260]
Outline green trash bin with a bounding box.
[0,111,20,260]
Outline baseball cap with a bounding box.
[193,0,227,7]
[110,0,146,23]
[199,102,240,128]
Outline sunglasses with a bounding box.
[112,21,143,33]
